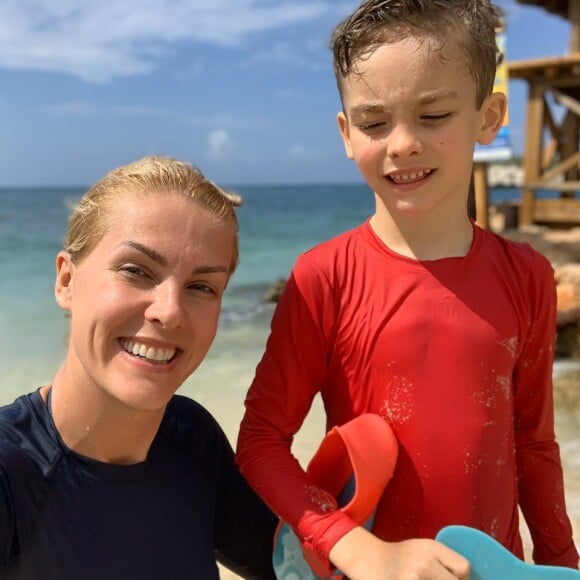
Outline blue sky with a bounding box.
[0,0,572,187]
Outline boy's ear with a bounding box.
[477,92,507,146]
[337,111,354,159]
[55,251,75,311]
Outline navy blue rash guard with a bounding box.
[0,391,277,580]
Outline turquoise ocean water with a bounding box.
[0,184,552,425]
[0,184,373,411]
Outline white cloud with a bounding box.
[288,144,320,160]
[208,129,235,159]
[243,41,327,71]
[0,0,334,82]
[43,100,269,131]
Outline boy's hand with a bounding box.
[329,526,470,579]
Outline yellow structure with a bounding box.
[509,0,580,226]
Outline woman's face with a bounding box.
[55,191,236,412]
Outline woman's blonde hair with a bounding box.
[64,156,240,273]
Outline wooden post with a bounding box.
[565,1,580,197]
[473,163,489,229]
[520,84,545,227]
[560,111,579,196]
[563,0,580,194]
[570,1,580,53]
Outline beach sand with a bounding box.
[217,365,580,579]
[552,369,580,543]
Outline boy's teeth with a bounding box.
[121,340,176,363]
[391,169,431,183]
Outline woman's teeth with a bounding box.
[120,340,176,364]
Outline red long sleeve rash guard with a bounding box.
[236,220,578,569]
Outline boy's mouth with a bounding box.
[387,169,433,184]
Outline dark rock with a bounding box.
[556,324,580,359]
[263,278,287,303]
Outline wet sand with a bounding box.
[219,366,580,578]
[551,369,580,545]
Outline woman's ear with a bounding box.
[477,92,508,146]
[55,251,75,311]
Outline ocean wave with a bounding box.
[219,302,275,324]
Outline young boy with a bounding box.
[236,1,579,578]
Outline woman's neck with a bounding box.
[43,365,165,465]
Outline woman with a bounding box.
[0,156,277,579]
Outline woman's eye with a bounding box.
[120,264,148,278]
[189,282,217,295]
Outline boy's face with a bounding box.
[337,37,505,219]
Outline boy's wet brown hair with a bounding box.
[331,0,502,109]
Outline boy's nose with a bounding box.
[387,123,422,159]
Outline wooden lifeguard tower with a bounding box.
[508,0,580,227]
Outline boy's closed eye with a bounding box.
[420,112,454,123]
[358,121,386,131]
[356,111,454,132]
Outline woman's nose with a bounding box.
[145,282,183,329]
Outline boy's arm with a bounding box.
[513,252,579,568]
[236,260,361,562]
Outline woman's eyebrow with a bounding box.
[120,240,229,274]
[121,240,167,266]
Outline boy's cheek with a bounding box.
[356,148,382,169]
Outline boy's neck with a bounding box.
[370,203,474,261]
